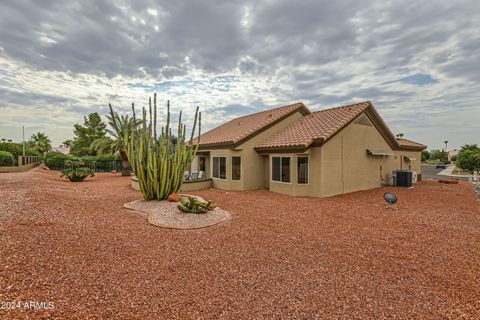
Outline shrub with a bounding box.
[421,151,430,162]
[451,155,457,162]
[0,151,15,166]
[0,142,40,165]
[44,152,75,170]
[44,151,122,172]
[60,160,95,182]
[457,149,480,172]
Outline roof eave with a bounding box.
[254,144,309,154]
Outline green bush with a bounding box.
[421,150,430,162]
[457,149,480,172]
[44,152,75,170]
[0,142,41,165]
[61,160,95,182]
[0,150,15,166]
[44,152,121,171]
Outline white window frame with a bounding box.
[271,156,291,184]
[212,156,227,180]
[296,156,309,185]
[231,156,242,181]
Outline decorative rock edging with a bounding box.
[124,195,231,229]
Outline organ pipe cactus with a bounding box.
[125,94,201,200]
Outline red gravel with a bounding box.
[1,168,479,319]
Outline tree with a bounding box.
[443,140,448,151]
[90,104,140,176]
[28,132,52,154]
[70,113,107,156]
[430,149,448,161]
[62,139,73,148]
[396,133,404,138]
[457,144,480,171]
[460,144,479,152]
[421,150,430,162]
[457,149,480,171]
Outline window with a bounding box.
[297,157,309,184]
[272,156,290,183]
[212,157,226,179]
[199,157,206,173]
[232,156,241,180]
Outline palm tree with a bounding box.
[90,104,139,176]
[444,140,448,151]
[29,132,52,154]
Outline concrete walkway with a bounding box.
[438,165,475,179]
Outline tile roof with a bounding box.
[396,138,427,150]
[255,102,372,149]
[194,102,309,147]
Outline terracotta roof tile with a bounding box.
[195,102,309,146]
[255,102,372,149]
[396,138,427,150]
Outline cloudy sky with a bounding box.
[0,0,479,150]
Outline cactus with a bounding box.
[125,94,201,200]
[177,196,217,214]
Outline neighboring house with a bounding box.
[52,146,70,155]
[448,150,459,161]
[189,101,426,197]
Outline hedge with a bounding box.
[0,150,15,166]
[0,142,41,165]
[44,152,123,172]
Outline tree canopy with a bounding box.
[28,132,52,154]
[70,113,107,156]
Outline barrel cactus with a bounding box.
[125,94,201,200]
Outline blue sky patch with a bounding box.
[381,73,438,86]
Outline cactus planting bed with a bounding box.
[123,195,231,229]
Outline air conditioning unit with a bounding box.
[411,171,418,183]
[393,170,413,187]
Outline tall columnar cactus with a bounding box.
[125,94,201,200]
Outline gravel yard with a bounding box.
[1,168,479,319]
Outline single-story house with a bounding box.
[186,101,426,197]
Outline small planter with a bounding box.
[67,175,88,182]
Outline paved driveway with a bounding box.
[421,164,446,180]
[421,164,470,181]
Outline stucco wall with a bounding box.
[204,110,305,191]
[200,110,422,197]
[180,179,213,192]
[318,113,421,197]
[268,112,422,198]
[268,149,321,197]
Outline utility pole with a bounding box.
[22,125,25,157]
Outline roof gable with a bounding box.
[255,101,426,151]
[195,102,310,148]
[255,101,372,150]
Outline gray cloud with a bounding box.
[0,0,479,149]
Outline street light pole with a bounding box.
[22,125,25,157]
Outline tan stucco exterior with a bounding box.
[195,111,423,198]
[200,110,305,191]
